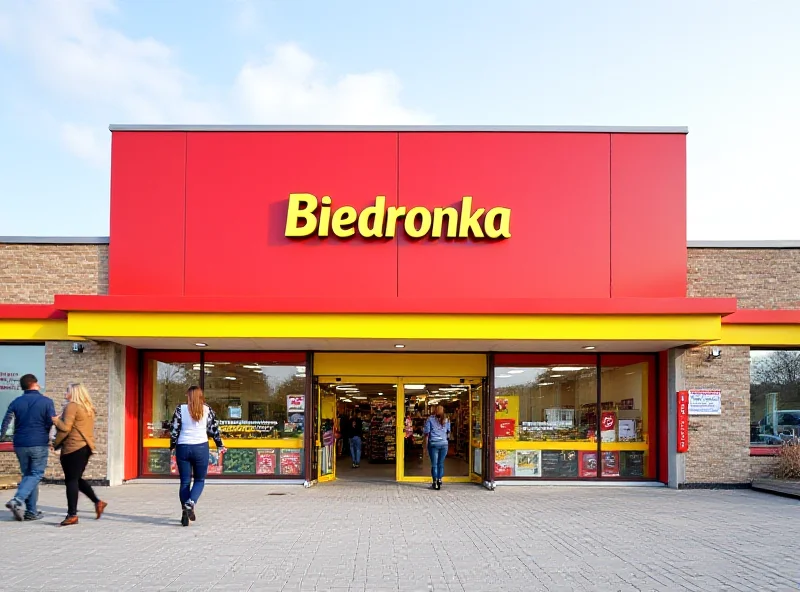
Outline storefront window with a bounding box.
[599,356,654,479]
[493,354,655,480]
[0,344,46,439]
[141,352,307,478]
[494,355,597,479]
[750,350,800,446]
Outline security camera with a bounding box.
[72,343,84,354]
[707,347,721,360]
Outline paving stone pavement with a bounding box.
[0,482,798,591]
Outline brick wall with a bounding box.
[684,247,800,485]
[688,248,800,309]
[680,345,751,484]
[1,242,109,481]
[0,243,108,304]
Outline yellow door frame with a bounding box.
[317,384,336,483]
[316,375,481,483]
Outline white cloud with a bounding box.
[234,44,433,125]
[60,123,108,168]
[0,0,431,166]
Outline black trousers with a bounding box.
[60,446,99,516]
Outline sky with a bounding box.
[0,0,799,239]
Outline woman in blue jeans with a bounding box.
[169,386,225,527]
[423,405,450,490]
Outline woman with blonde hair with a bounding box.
[52,383,107,526]
[423,404,451,490]
[169,386,225,527]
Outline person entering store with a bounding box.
[423,405,450,490]
[169,386,225,527]
[348,413,363,468]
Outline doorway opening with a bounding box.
[316,377,485,483]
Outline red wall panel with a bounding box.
[109,132,187,296]
[183,132,399,298]
[610,134,687,297]
[397,133,611,298]
[124,347,139,481]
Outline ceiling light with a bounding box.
[296,366,306,373]
[496,374,512,379]
[403,384,425,390]
[538,382,554,386]
[335,385,355,390]
[582,346,596,350]
[378,392,383,396]
[395,344,405,349]
[342,398,352,402]
[204,363,214,367]
[550,374,563,378]
[352,396,367,400]
[252,369,262,373]
[551,367,589,372]
[508,370,525,374]
[242,364,261,369]
[223,376,237,381]
[195,343,207,347]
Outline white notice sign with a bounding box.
[688,389,722,415]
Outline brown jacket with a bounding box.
[53,402,96,455]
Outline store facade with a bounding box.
[2,126,800,488]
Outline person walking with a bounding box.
[52,383,107,526]
[169,386,225,527]
[348,413,363,468]
[423,405,450,490]
[1,374,55,521]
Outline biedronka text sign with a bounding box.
[284,193,512,240]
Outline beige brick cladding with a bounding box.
[683,247,800,485]
[680,346,751,484]
[0,243,108,304]
[1,241,109,480]
[687,248,800,309]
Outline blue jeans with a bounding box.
[175,443,209,506]
[14,446,49,515]
[349,436,362,465]
[428,442,448,481]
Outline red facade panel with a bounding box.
[397,133,612,298]
[182,132,399,298]
[610,134,687,298]
[124,346,139,481]
[109,132,187,296]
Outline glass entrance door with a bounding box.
[317,384,336,482]
[397,378,479,483]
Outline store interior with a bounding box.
[324,382,473,481]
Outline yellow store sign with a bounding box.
[284,193,512,240]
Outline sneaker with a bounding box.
[95,501,108,520]
[5,499,24,521]
[24,511,43,521]
[183,501,196,522]
[59,515,79,527]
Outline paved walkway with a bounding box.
[0,482,798,591]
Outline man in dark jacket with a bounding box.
[1,374,56,521]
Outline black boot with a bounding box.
[430,479,437,490]
[437,479,442,490]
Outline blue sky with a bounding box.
[1,0,799,238]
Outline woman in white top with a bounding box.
[169,386,225,527]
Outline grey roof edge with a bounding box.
[108,124,689,134]
[688,240,800,249]
[0,236,109,245]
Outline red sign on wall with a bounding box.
[677,390,689,453]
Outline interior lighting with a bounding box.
[582,346,596,350]
[335,385,355,390]
[378,392,384,396]
[551,367,588,372]
[195,343,207,347]
[538,382,554,386]
[242,364,261,369]
[352,396,367,400]
[550,374,563,378]
[395,344,405,348]
[508,370,525,374]
[223,376,237,381]
[403,384,425,390]
[496,374,512,379]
